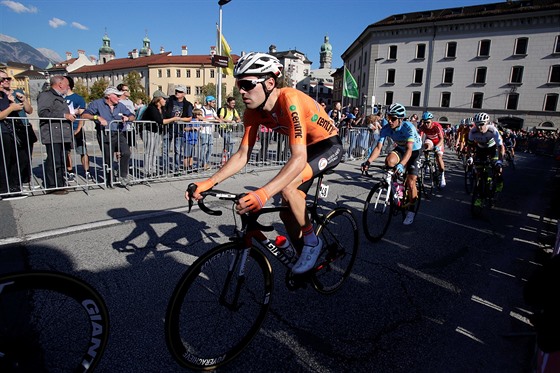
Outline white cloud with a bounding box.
[71,22,88,30]
[1,1,37,13]
[49,17,66,28]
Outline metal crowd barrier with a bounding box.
[1,116,376,198]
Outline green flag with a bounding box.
[343,67,359,98]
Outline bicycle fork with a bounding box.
[220,248,251,311]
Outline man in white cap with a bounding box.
[163,85,193,174]
[82,86,136,187]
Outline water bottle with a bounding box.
[274,235,296,260]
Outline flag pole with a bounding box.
[341,64,345,110]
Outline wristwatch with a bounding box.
[93,115,98,120]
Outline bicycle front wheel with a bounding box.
[464,165,474,195]
[312,208,359,295]
[420,163,435,198]
[165,243,273,371]
[0,271,109,373]
[363,182,394,242]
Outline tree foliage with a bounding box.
[89,79,109,101]
[73,80,89,103]
[123,71,149,105]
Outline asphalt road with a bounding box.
[1,150,558,373]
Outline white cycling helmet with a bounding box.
[234,52,283,78]
[473,112,490,125]
[387,103,406,118]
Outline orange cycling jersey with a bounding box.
[241,87,337,147]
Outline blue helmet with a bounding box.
[205,95,216,103]
[422,111,434,121]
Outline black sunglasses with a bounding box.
[236,78,266,92]
[1,77,12,82]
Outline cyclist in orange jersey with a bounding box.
[186,52,343,274]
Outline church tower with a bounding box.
[98,33,115,64]
[319,35,332,69]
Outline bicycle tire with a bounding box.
[0,271,109,373]
[420,162,435,198]
[312,208,359,294]
[464,165,474,195]
[363,182,394,242]
[471,173,485,217]
[400,178,422,222]
[165,243,273,371]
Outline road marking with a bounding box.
[0,206,190,247]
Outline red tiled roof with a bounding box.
[73,53,240,73]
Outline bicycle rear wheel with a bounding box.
[165,243,273,371]
[0,271,109,373]
[362,182,394,242]
[312,208,359,295]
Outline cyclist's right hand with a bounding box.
[185,179,216,202]
[395,163,405,175]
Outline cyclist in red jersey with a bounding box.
[417,111,446,187]
[185,52,343,274]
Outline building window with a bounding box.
[441,92,451,108]
[364,52,368,64]
[166,69,171,78]
[176,69,181,78]
[549,65,560,84]
[510,66,524,84]
[385,91,394,105]
[157,69,162,78]
[362,72,366,87]
[446,42,457,58]
[411,91,421,107]
[475,67,487,84]
[186,69,191,78]
[210,70,215,79]
[186,86,191,95]
[413,68,423,84]
[544,93,558,111]
[195,86,203,95]
[473,92,484,109]
[554,35,560,54]
[443,68,454,84]
[416,44,426,59]
[514,37,528,56]
[387,69,396,84]
[388,45,398,60]
[506,93,519,110]
[196,70,201,78]
[157,85,162,91]
[478,39,491,58]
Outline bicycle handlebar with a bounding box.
[187,183,240,215]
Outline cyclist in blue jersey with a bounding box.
[361,103,422,225]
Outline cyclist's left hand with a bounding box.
[434,145,440,153]
[236,188,270,214]
[495,160,503,168]
[395,163,405,175]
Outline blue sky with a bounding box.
[1,0,493,68]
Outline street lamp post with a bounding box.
[217,0,232,108]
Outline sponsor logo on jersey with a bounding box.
[318,157,328,170]
[311,114,318,122]
[290,107,303,138]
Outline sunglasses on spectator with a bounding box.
[236,78,266,92]
[0,77,12,82]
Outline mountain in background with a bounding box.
[0,34,62,68]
